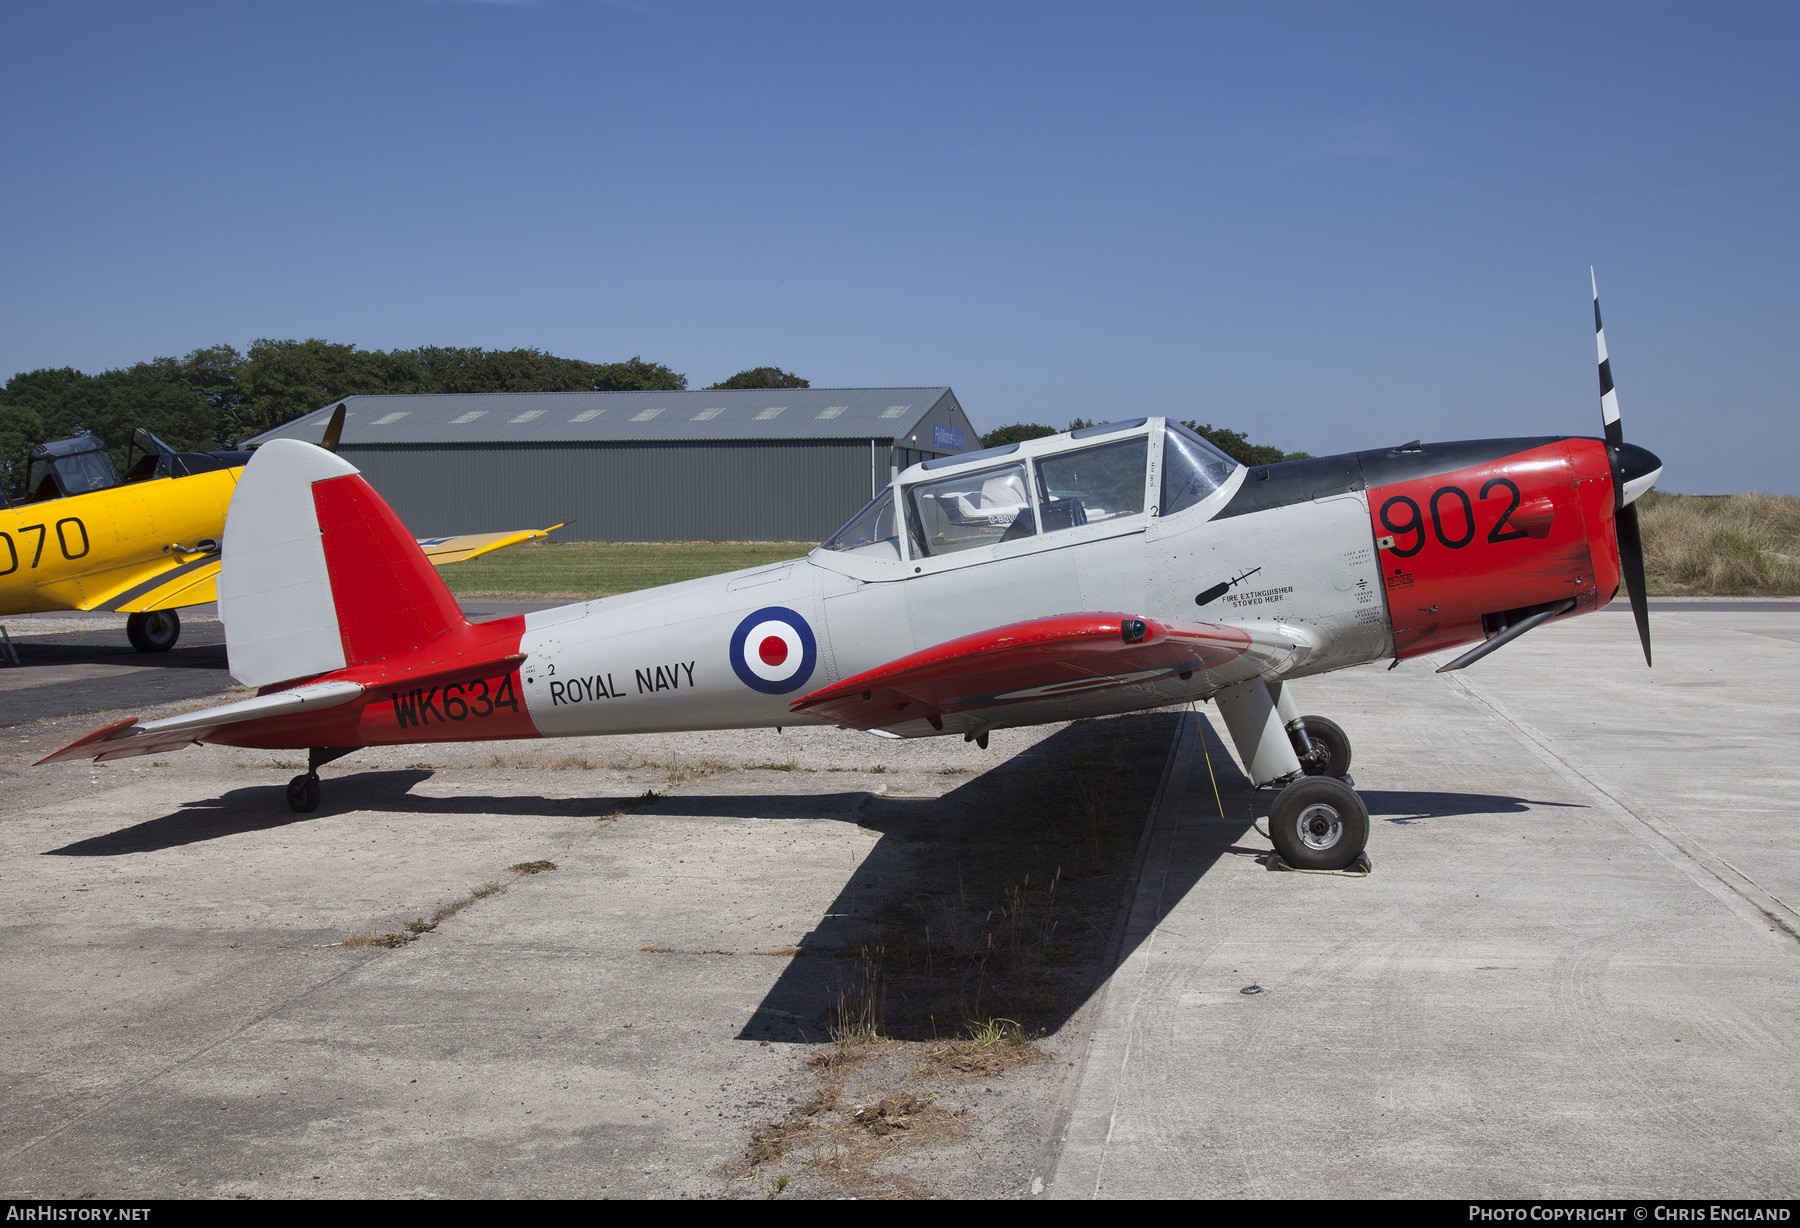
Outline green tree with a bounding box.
[0,402,43,501]
[408,347,685,396]
[1181,421,1311,466]
[237,339,422,438]
[581,355,686,392]
[3,342,693,455]
[980,422,1059,448]
[707,366,809,390]
[3,365,214,474]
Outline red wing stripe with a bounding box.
[791,612,1252,731]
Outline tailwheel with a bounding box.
[126,610,181,653]
[1294,715,1351,778]
[286,773,320,814]
[1268,775,1368,871]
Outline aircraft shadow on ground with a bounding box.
[738,712,1230,1045]
[737,715,1590,1045]
[1359,790,1585,823]
[42,770,631,856]
[16,638,228,671]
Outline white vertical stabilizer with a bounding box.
[219,439,359,687]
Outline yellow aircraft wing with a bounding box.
[97,524,565,611]
[99,553,224,613]
[414,524,565,566]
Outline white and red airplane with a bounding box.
[38,281,1662,870]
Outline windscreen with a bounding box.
[821,489,900,556]
[1160,422,1240,516]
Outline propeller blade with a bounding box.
[1593,268,1623,454]
[1592,269,1652,666]
[320,403,346,454]
[1616,500,1652,666]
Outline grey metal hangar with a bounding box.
[244,387,973,543]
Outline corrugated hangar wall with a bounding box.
[343,440,878,542]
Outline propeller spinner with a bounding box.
[1593,269,1661,666]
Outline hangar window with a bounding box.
[1160,422,1241,516]
[1032,436,1148,533]
[822,489,901,560]
[906,463,1035,557]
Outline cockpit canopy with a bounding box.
[819,417,1240,561]
[14,428,247,506]
[23,435,120,503]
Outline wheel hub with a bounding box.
[1295,803,1343,851]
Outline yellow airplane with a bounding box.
[2,408,558,652]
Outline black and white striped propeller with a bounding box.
[1592,269,1662,666]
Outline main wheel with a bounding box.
[286,773,320,814]
[1294,714,1351,778]
[1267,775,1368,870]
[126,610,181,653]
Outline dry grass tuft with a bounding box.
[1640,491,1800,595]
[920,1017,1050,1078]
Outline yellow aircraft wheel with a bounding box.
[126,610,181,653]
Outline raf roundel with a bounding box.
[729,606,818,695]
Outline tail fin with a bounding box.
[220,440,469,687]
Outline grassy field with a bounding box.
[439,540,815,599]
[1640,491,1800,596]
[437,493,1800,600]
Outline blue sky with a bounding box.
[3,1,1794,492]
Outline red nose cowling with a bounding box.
[1367,438,1621,661]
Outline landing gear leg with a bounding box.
[126,610,181,653]
[285,747,355,814]
[1214,679,1305,788]
[1218,679,1369,871]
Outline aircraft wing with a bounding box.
[92,519,559,613]
[790,612,1312,738]
[414,524,564,566]
[98,555,223,613]
[66,521,559,616]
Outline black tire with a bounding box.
[1267,775,1368,871]
[1295,714,1351,778]
[126,610,181,653]
[286,773,320,814]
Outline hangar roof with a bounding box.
[244,387,967,449]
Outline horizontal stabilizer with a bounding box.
[35,680,365,766]
[791,612,1260,733]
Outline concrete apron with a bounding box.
[1041,604,1800,1199]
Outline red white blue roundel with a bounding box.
[730,606,818,695]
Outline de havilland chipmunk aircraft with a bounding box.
[2,406,558,652]
[38,282,1662,871]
